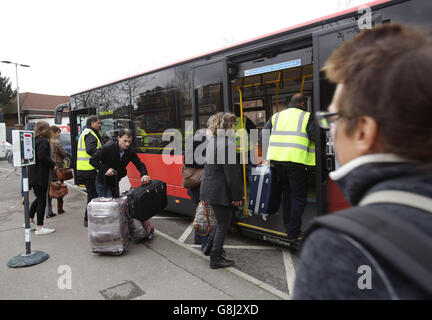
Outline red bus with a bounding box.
[55,0,432,246]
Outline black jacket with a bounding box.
[28,136,56,187]
[90,141,148,188]
[200,136,243,207]
[76,127,103,180]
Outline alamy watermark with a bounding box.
[358,6,372,30]
[58,265,72,290]
[357,265,372,290]
[161,121,270,166]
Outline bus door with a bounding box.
[228,46,317,244]
[69,107,96,184]
[312,19,379,215]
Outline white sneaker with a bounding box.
[22,222,37,230]
[35,227,55,235]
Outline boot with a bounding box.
[210,249,234,269]
[46,199,56,218]
[57,199,65,214]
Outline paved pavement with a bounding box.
[0,161,289,300]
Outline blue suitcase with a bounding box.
[248,165,281,215]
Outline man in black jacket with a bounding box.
[90,128,150,197]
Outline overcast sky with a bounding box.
[1,0,370,96]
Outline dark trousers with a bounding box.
[274,165,308,238]
[209,204,233,253]
[83,178,98,222]
[29,185,49,226]
[95,178,119,198]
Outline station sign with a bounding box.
[244,59,301,76]
[12,130,35,167]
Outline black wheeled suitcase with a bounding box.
[248,164,281,215]
[127,180,167,221]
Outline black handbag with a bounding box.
[127,180,167,221]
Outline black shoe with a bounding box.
[210,250,234,269]
[47,212,57,218]
[286,232,303,242]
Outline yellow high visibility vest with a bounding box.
[236,116,251,153]
[267,108,316,166]
[76,128,102,171]
[137,128,149,146]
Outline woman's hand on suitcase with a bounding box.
[141,175,150,184]
[106,168,116,176]
[232,200,243,207]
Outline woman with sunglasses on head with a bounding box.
[293,24,432,299]
[200,112,243,269]
[27,121,57,235]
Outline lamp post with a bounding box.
[0,60,30,126]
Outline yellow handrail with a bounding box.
[237,86,248,217]
[300,75,313,93]
[275,72,280,113]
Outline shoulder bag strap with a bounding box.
[52,142,58,181]
[306,190,432,296]
[359,190,432,213]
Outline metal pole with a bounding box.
[22,166,31,255]
[15,63,21,126]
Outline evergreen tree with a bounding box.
[0,74,16,105]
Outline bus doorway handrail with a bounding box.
[236,86,249,218]
[300,75,313,93]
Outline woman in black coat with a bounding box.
[200,112,243,269]
[28,121,56,235]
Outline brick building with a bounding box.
[1,92,69,128]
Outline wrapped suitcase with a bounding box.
[128,218,154,242]
[248,164,281,215]
[87,197,129,255]
[127,180,167,221]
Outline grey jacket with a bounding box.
[293,154,432,299]
[200,136,243,207]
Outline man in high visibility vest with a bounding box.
[134,121,149,151]
[76,115,103,227]
[263,93,316,243]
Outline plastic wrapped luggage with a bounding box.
[128,218,154,241]
[127,180,167,221]
[87,197,129,255]
[248,164,281,215]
